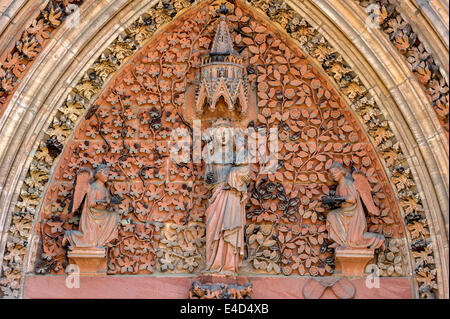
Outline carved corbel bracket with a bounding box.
[189,275,253,299]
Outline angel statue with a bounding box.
[203,118,250,276]
[62,165,119,249]
[323,163,385,249]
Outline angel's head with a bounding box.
[207,118,234,164]
[328,163,352,182]
[94,164,110,183]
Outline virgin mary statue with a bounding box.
[203,118,250,275]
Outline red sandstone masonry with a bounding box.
[23,275,413,299]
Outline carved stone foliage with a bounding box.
[0,0,85,114]
[0,0,438,300]
[38,6,216,276]
[230,4,401,277]
[1,0,446,131]
[1,0,197,299]
[357,0,449,135]
[35,1,401,280]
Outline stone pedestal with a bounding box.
[67,247,107,277]
[334,247,375,276]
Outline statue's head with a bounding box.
[328,163,352,182]
[94,164,110,183]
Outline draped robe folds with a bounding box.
[65,183,119,248]
[205,164,249,274]
[326,179,384,249]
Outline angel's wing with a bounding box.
[352,171,380,216]
[68,168,92,214]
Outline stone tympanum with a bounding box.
[203,118,250,276]
[62,165,119,276]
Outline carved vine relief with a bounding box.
[36,2,402,278]
[357,0,449,135]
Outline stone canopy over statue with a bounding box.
[195,4,249,121]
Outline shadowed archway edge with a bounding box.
[0,0,447,298]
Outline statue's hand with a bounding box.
[240,173,251,184]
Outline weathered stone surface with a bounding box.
[23,275,413,299]
[334,248,375,276]
[67,247,107,277]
